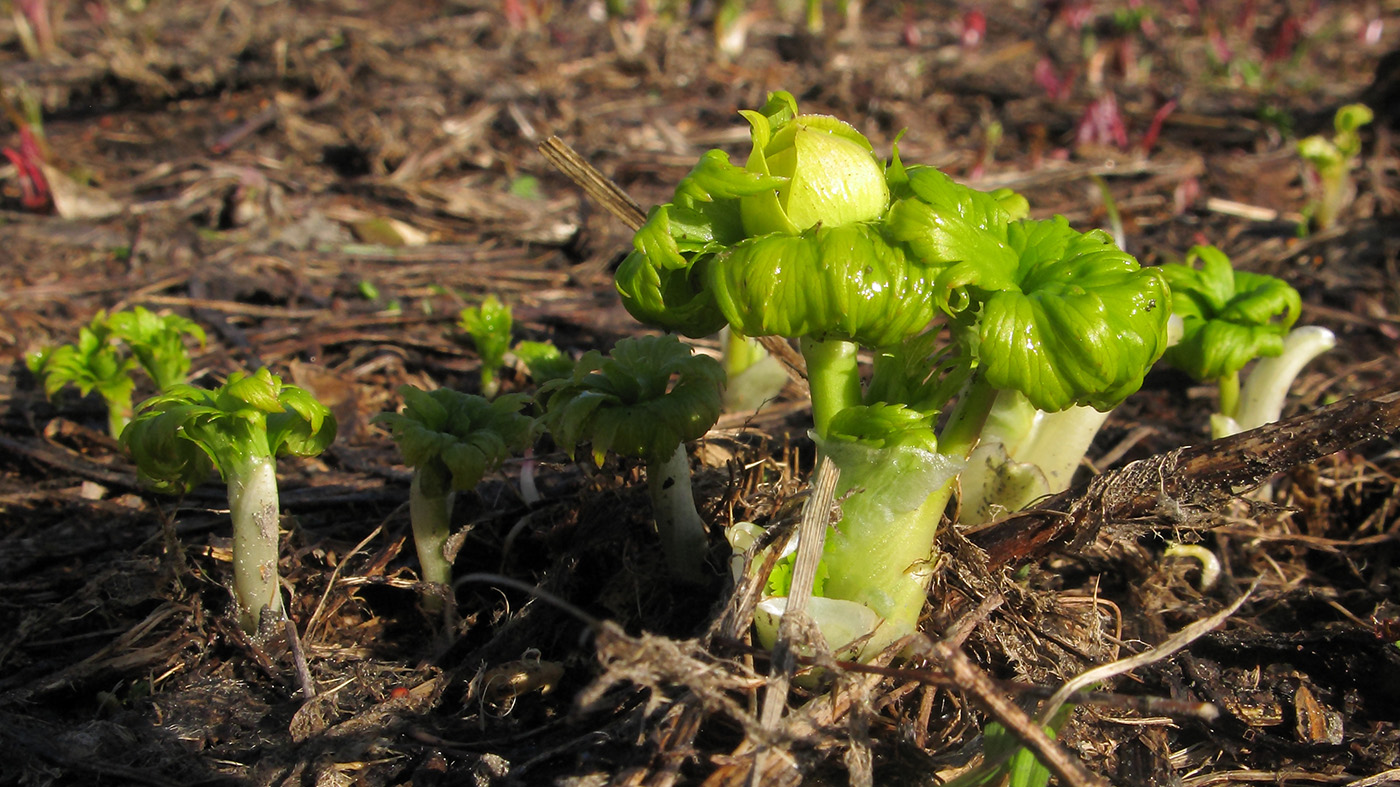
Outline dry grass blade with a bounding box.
[539,136,647,231]
[753,455,840,784]
[1036,582,1254,725]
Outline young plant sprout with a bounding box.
[1160,245,1330,438]
[458,295,513,399]
[618,91,1170,656]
[28,307,206,437]
[511,339,574,384]
[1297,103,1373,231]
[121,368,337,634]
[373,387,537,611]
[538,334,724,584]
[105,306,208,391]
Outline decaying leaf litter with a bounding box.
[1,1,1399,784]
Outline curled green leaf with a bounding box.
[374,388,536,498]
[739,95,889,236]
[538,334,724,465]
[124,368,337,491]
[705,222,942,349]
[972,216,1172,413]
[1160,245,1301,383]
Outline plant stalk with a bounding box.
[229,455,284,633]
[646,444,710,584]
[409,471,457,612]
[800,336,863,439]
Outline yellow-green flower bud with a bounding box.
[739,98,889,237]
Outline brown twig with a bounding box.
[966,388,1400,568]
[912,633,1110,787]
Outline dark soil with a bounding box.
[2,1,1399,785]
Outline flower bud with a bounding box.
[739,101,889,237]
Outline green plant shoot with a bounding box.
[1160,245,1330,438]
[459,295,513,399]
[1297,103,1373,231]
[374,387,537,612]
[538,335,724,584]
[28,307,206,437]
[121,369,336,634]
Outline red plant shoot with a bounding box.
[3,126,51,212]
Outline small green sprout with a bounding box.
[374,387,537,612]
[105,307,206,391]
[538,335,724,584]
[28,307,205,436]
[511,340,574,384]
[121,369,336,634]
[458,296,513,399]
[1297,103,1372,231]
[1160,245,1329,438]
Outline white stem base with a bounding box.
[647,444,710,583]
[230,456,283,634]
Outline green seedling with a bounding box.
[121,368,336,634]
[374,387,537,612]
[538,335,724,584]
[458,296,513,399]
[1297,103,1373,231]
[28,307,205,436]
[511,340,574,384]
[1160,245,1330,438]
[617,91,1169,656]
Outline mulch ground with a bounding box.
[2,1,1399,785]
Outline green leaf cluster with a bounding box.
[122,368,337,494]
[1160,245,1301,384]
[458,296,513,397]
[374,387,537,499]
[28,306,206,436]
[617,91,1169,416]
[105,306,207,390]
[539,334,724,465]
[27,316,136,416]
[1297,103,1373,179]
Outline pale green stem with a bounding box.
[229,455,283,634]
[409,471,456,611]
[646,444,710,584]
[1234,326,1336,434]
[815,432,965,657]
[721,327,789,413]
[799,336,862,439]
[938,371,998,460]
[1217,371,1241,421]
[107,396,133,440]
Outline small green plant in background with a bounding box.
[1159,245,1332,438]
[121,368,337,634]
[373,387,538,613]
[538,334,725,584]
[28,307,206,437]
[457,295,575,395]
[458,296,514,399]
[1297,103,1373,231]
